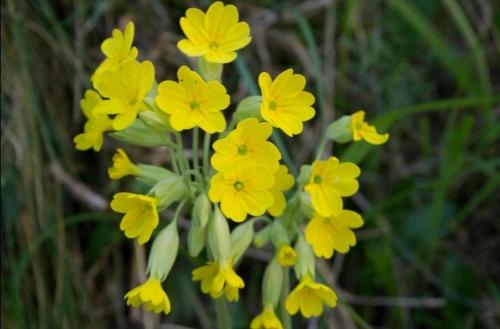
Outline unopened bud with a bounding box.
[207,207,231,261]
[262,258,283,307]
[230,221,254,263]
[325,115,353,143]
[147,220,179,281]
[151,176,187,209]
[110,120,174,147]
[294,234,315,279]
[254,225,271,248]
[234,96,263,121]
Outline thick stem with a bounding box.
[280,269,292,329]
[214,297,231,329]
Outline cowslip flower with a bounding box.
[192,261,245,301]
[209,164,274,222]
[250,304,283,329]
[93,21,138,79]
[305,157,360,217]
[211,118,281,172]
[73,90,113,151]
[305,210,363,259]
[177,1,251,63]
[277,244,297,267]
[93,60,155,131]
[108,148,139,179]
[285,274,337,318]
[155,66,229,133]
[267,165,294,217]
[110,192,159,244]
[258,69,315,137]
[351,110,389,145]
[124,277,171,314]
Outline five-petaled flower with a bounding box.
[305,210,364,259]
[192,261,245,301]
[209,163,275,222]
[285,274,337,318]
[177,1,251,63]
[125,278,171,314]
[93,60,155,131]
[155,66,230,133]
[250,304,283,329]
[351,110,389,145]
[111,192,159,244]
[305,157,360,217]
[108,148,139,180]
[259,69,315,137]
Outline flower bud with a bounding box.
[299,191,314,218]
[151,176,187,209]
[325,115,353,143]
[137,164,177,185]
[234,96,263,121]
[230,220,254,263]
[253,225,271,248]
[187,222,206,258]
[270,220,289,248]
[262,258,283,307]
[139,110,173,133]
[147,220,179,281]
[110,120,174,147]
[197,57,223,81]
[207,207,231,261]
[192,193,211,229]
[294,234,315,279]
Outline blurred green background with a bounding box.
[1,0,499,328]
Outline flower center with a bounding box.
[209,41,219,50]
[129,98,138,106]
[237,144,248,155]
[189,101,200,110]
[233,181,244,191]
[313,175,323,184]
[268,100,278,111]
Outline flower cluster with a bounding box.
[74,1,389,326]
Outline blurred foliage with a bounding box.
[1,0,499,328]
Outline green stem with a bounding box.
[192,128,200,175]
[314,134,328,160]
[169,147,180,175]
[280,269,292,329]
[203,132,211,183]
[175,132,194,199]
[214,298,231,329]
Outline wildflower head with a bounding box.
[267,165,294,217]
[111,192,159,244]
[305,157,360,217]
[124,277,171,314]
[177,1,251,63]
[285,274,337,318]
[192,261,245,302]
[351,110,389,145]
[94,21,138,78]
[209,164,275,222]
[108,148,139,179]
[258,69,315,136]
[277,244,297,267]
[211,118,281,172]
[93,60,155,131]
[155,66,229,133]
[305,210,363,259]
[250,304,283,329]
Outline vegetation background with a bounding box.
[1,0,499,328]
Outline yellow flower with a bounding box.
[108,148,139,180]
[93,21,138,79]
[155,66,229,133]
[177,1,251,63]
[305,210,364,259]
[192,261,245,302]
[277,244,297,267]
[250,304,283,329]
[93,60,155,131]
[351,110,389,145]
[209,164,274,222]
[267,165,294,217]
[125,278,171,314]
[258,69,315,137]
[211,118,281,172]
[285,275,337,318]
[74,90,113,151]
[110,192,159,244]
[304,157,360,217]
